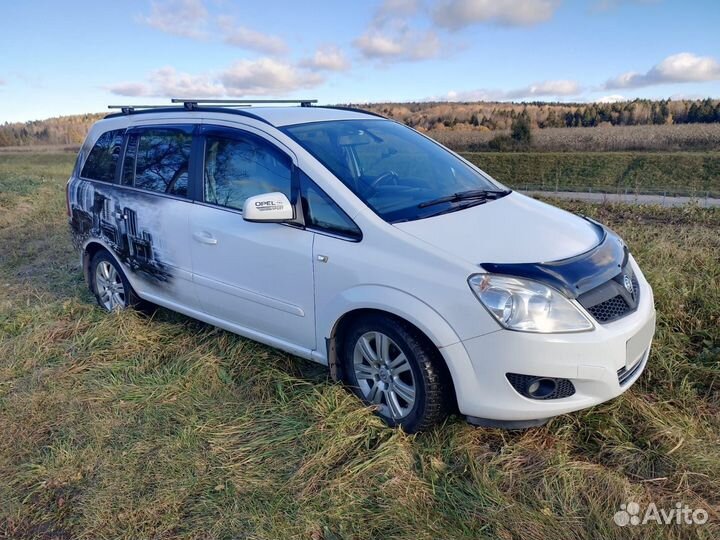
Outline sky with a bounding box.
[0,0,719,122]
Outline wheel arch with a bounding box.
[320,285,461,350]
[320,286,469,409]
[81,239,140,295]
[327,307,462,413]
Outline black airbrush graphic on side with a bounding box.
[69,180,172,283]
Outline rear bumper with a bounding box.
[441,260,656,422]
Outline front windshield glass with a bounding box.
[282,119,506,223]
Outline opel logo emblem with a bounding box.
[623,274,634,294]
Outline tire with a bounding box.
[342,314,451,432]
[89,250,141,312]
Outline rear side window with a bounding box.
[121,133,139,186]
[204,133,292,211]
[127,129,192,197]
[300,172,361,240]
[81,129,124,182]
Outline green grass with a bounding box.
[0,153,74,208]
[462,152,720,197]
[1,153,719,539]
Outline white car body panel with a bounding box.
[189,203,317,350]
[394,191,602,264]
[69,106,657,425]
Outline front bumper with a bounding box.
[445,260,656,422]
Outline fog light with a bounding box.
[527,378,557,399]
[506,373,575,400]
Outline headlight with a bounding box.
[468,274,594,333]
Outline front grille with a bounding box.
[578,263,640,324]
[617,349,648,385]
[587,295,631,322]
[506,373,576,400]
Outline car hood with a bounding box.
[393,192,602,265]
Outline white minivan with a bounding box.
[67,99,656,432]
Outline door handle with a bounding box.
[193,231,218,245]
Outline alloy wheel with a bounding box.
[352,331,417,420]
[95,260,126,311]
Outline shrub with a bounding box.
[511,112,532,145]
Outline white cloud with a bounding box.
[354,28,440,62]
[355,33,404,58]
[438,79,581,101]
[605,52,720,89]
[217,16,287,54]
[0,78,6,86]
[669,92,707,101]
[299,46,351,71]
[220,58,324,96]
[108,59,324,98]
[506,79,580,98]
[432,0,561,30]
[374,0,423,23]
[354,0,441,63]
[108,67,224,98]
[140,0,208,39]
[106,82,151,97]
[148,67,224,97]
[443,89,499,101]
[597,94,626,103]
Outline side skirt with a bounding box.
[140,291,324,364]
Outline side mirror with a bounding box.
[242,192,294,223]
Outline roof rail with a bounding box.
[317,105,387,119]
[104,99,384,125]
[104,104,274,125]
[108,105,185,114]
[170,98,318,109]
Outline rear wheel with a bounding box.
[342,314,451,432]
[89,251,137,311]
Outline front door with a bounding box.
[189,126,316,352]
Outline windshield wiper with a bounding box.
[418,189,511,209]
[420,199,492,219]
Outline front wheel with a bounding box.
[342,314,451,432]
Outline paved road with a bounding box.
[526,190,720,208]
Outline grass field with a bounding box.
[431,124,720,153]
[462,151,720,197]
[1,153,719,539]
[8,143,718,198]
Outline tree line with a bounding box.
[366,98,720,132]
[0,113,105,147]
[1,99,719,147]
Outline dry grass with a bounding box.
[461,152,720,197]
[1,153,719,539]
[0,145,81,154]
[431,124,720,152]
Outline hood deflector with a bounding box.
[480,220,627,299]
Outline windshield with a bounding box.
[282,119,506,223]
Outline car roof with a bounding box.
[103,105,384,128]
[245,106,379,126]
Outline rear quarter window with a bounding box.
[81,129,124,182]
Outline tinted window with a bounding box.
[121,133,139,186]
[300,172,361,239]
[282,120,503,223]
[133,129,192,197]
[204,133,292,211]
[81,129,124,182]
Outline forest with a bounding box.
[1,98,719,148]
